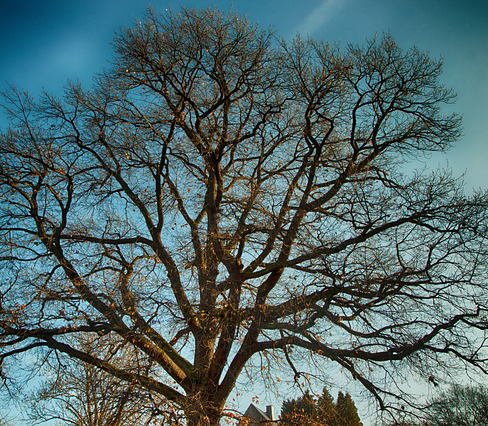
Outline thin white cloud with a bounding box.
[293,0,346,36]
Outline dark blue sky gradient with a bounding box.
[1,0,486,190]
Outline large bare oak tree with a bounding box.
[1,8,487,425]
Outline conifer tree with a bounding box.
[317,388,340,426]
[281,391,320,425]
[336,391,363,426]
[281,388,362,426]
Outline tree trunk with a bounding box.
[186,411,222,426]
[185,397,223,426]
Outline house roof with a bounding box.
[243,403,272,422]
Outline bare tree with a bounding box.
[0,414,12,426]
[424,384,488,426]
[1,8,487,426]
[27,334,180,425]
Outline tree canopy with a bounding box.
[281,391,322,425]
[27,334,174,425]
[1,7,488,426]
[380,384,488,426]
[424,384,488,426]
[281,388,362,426]
[336,391,362,426]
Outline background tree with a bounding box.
[316,389,341,426]
[336,391,362,426]
[281,388,361,426]
[0,414,11,426]
[27,334,181,425]
[281,391,324,425]
[1,7,488,426]
[378,384,488,425]
[424,384,488,426]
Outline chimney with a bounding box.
[266,405,275,421]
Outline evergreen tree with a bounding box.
[336,391,363,426]
[317,388,340,426]
[281,391,321,425]
[281,388,362,426]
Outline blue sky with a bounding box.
[0,0,487,422]
[1,0,487,190]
